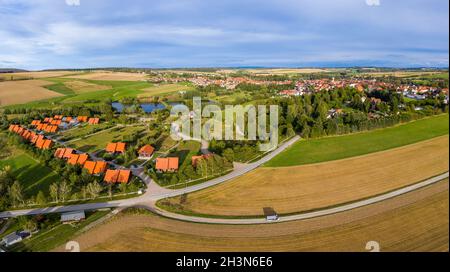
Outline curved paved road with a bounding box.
[151,172,449,224]
[0,136,300,219]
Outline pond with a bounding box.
[112,102,166,113]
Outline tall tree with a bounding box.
[9,180,24,207]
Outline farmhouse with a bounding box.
[155,157,179,172]
[104,169,132,183]
[83,161,108,175]
[106,142,127,154]
[138,145,155,159]
[61,211,85,224]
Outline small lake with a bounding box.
[112,102,166,113]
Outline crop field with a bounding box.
[138,83,194,98]
[63,80,111,94]
[362,71,448,78]
[69,125,147,152]
[218,68,332,75]
[267,114,449,167]
[61,81,151,103]
[0,71,80,80]
[57,181,448,252]
[0,150,58,196]
[65,71,149,81]
[159,135,449,217]
[0,80,63,106]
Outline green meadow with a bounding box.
[0,151,58,196]
[266,114,449,167]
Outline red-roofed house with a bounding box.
[155,157,179,172]
[88,118,100,125]
[105,142,126,154]
[138,145,155,159]
[104,170,131,183]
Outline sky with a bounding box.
[0,0,448,70]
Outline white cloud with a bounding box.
[365,0,381,6]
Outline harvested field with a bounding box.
[56,180,449,252]
[160,136,449,217]
[0,71,79,80]
[66,71,148,81]
[0,80,63,106]
[63,80,111,93]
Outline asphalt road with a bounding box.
[2,135,445,226]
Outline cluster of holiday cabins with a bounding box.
[9,116,214,182]
[9,125,132,184]
[30,115,100,133]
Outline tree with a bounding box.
[223,148,234,163]
[18,216,37,232]
[0,138,11,159]
[36,191,47,205]
[86,182,102,199]
[9,180,24,207]
[59,181,72,202]
[49,183,59,203]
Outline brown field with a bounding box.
[65,71,148,81]
[0,71,79,80]
[219,68,331,75]
[63,80,111,93]
[55,180,449,252]
[161,136,449,217]
[363,71,445,78]
[0,80,63,106]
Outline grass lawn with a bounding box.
[59,123,115,141]
[169,140,201,171]
[69,125,147,152]
[0,151,58,196]
[138,83,194,98]
[266,114,449,167]
[8,211,109,252]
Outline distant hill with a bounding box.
[0,68,28,73]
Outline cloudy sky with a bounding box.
[0,0,448,70]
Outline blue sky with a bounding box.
[0,0,448,70]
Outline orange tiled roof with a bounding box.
[156,157,179,172]
[54,148,66,159]
[106,143,117,153]
[41,140,53,150]
[104,170,131,183]
[68,154,80,165]
[88,118,100,125]
[83,161,96,174]
[63,148,74,159]
[138,145,155,156]
[116,142,126,153]
[93,161,108,175]
[77,154,89,165]
[105,142,126,153]
[77,116,88,122]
